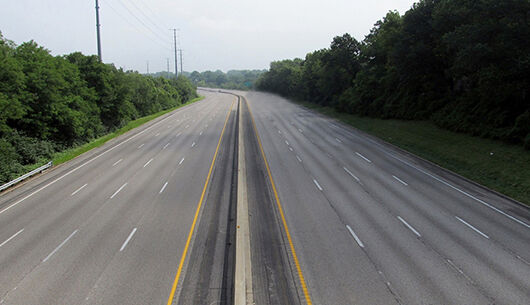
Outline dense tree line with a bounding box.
[256,0,530,149]
[0,33,197,183]
[186,69,266,90]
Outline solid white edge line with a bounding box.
[0,228,24,248]
[329,121,530,229]
[313,179,323,191]
[346,225,364,248]
[71,183,88,196]
[389,155,530,229]
[159,182,168,194]
[0,102,193,215]
[112,159,123,167]
[296,155,302,163]
[455,216,489,239]
[43,230,78,262]
[110,183,127,199]
[0,105,177,214]
[397,216,421,237]
[179,158,185,165]
[343,167,360,182]
[120,228,137,252]
[143,158,154,168]
[355,152,372,163]
[392,175,408,186]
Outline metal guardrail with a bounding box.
[0,161,52,192]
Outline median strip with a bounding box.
[234,97,254,305]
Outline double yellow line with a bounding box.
[166,99,235,305]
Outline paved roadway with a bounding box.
[240,90,530,305]
[0,91,237,305]
[1,88,529,305]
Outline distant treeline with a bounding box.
[256,0,530,149]
[0,33,197,183]
[185,69,266,90]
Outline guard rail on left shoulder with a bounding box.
[0,161,53,192]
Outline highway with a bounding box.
[0,89,529,305]
[0,91,237,305]
[241,90,530,305]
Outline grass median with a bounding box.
[297,102,530,206]
[52,96,204,166]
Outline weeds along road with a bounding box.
[0,89,529,305]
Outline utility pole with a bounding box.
[166,58,170,79]
[179,49,183,75]
[171,29,178,78]
[146,61,149,74]
[95,0,102,61]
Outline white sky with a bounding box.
[0,0,416,73]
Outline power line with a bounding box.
[135,0,170,30]
[102,0,171,51]
[111,0,171,44]
[128,0,168,34]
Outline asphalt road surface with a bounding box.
[241,90,530,305]
[0,91,237,305]
[0,89,529,305]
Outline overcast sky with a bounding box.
[0,0,416,73]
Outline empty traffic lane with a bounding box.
[0,92,236,305]
[242,90,530,305]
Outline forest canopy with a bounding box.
[185,69,266,90]
[0,33,197,183]
[256,0,530,149]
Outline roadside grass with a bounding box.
[52,96,204,166]
[297,101,530,206]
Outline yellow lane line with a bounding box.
[245,97,313,305]
[166,99,235,305]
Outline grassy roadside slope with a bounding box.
[298,102,530,206]
[51,96,204,166]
